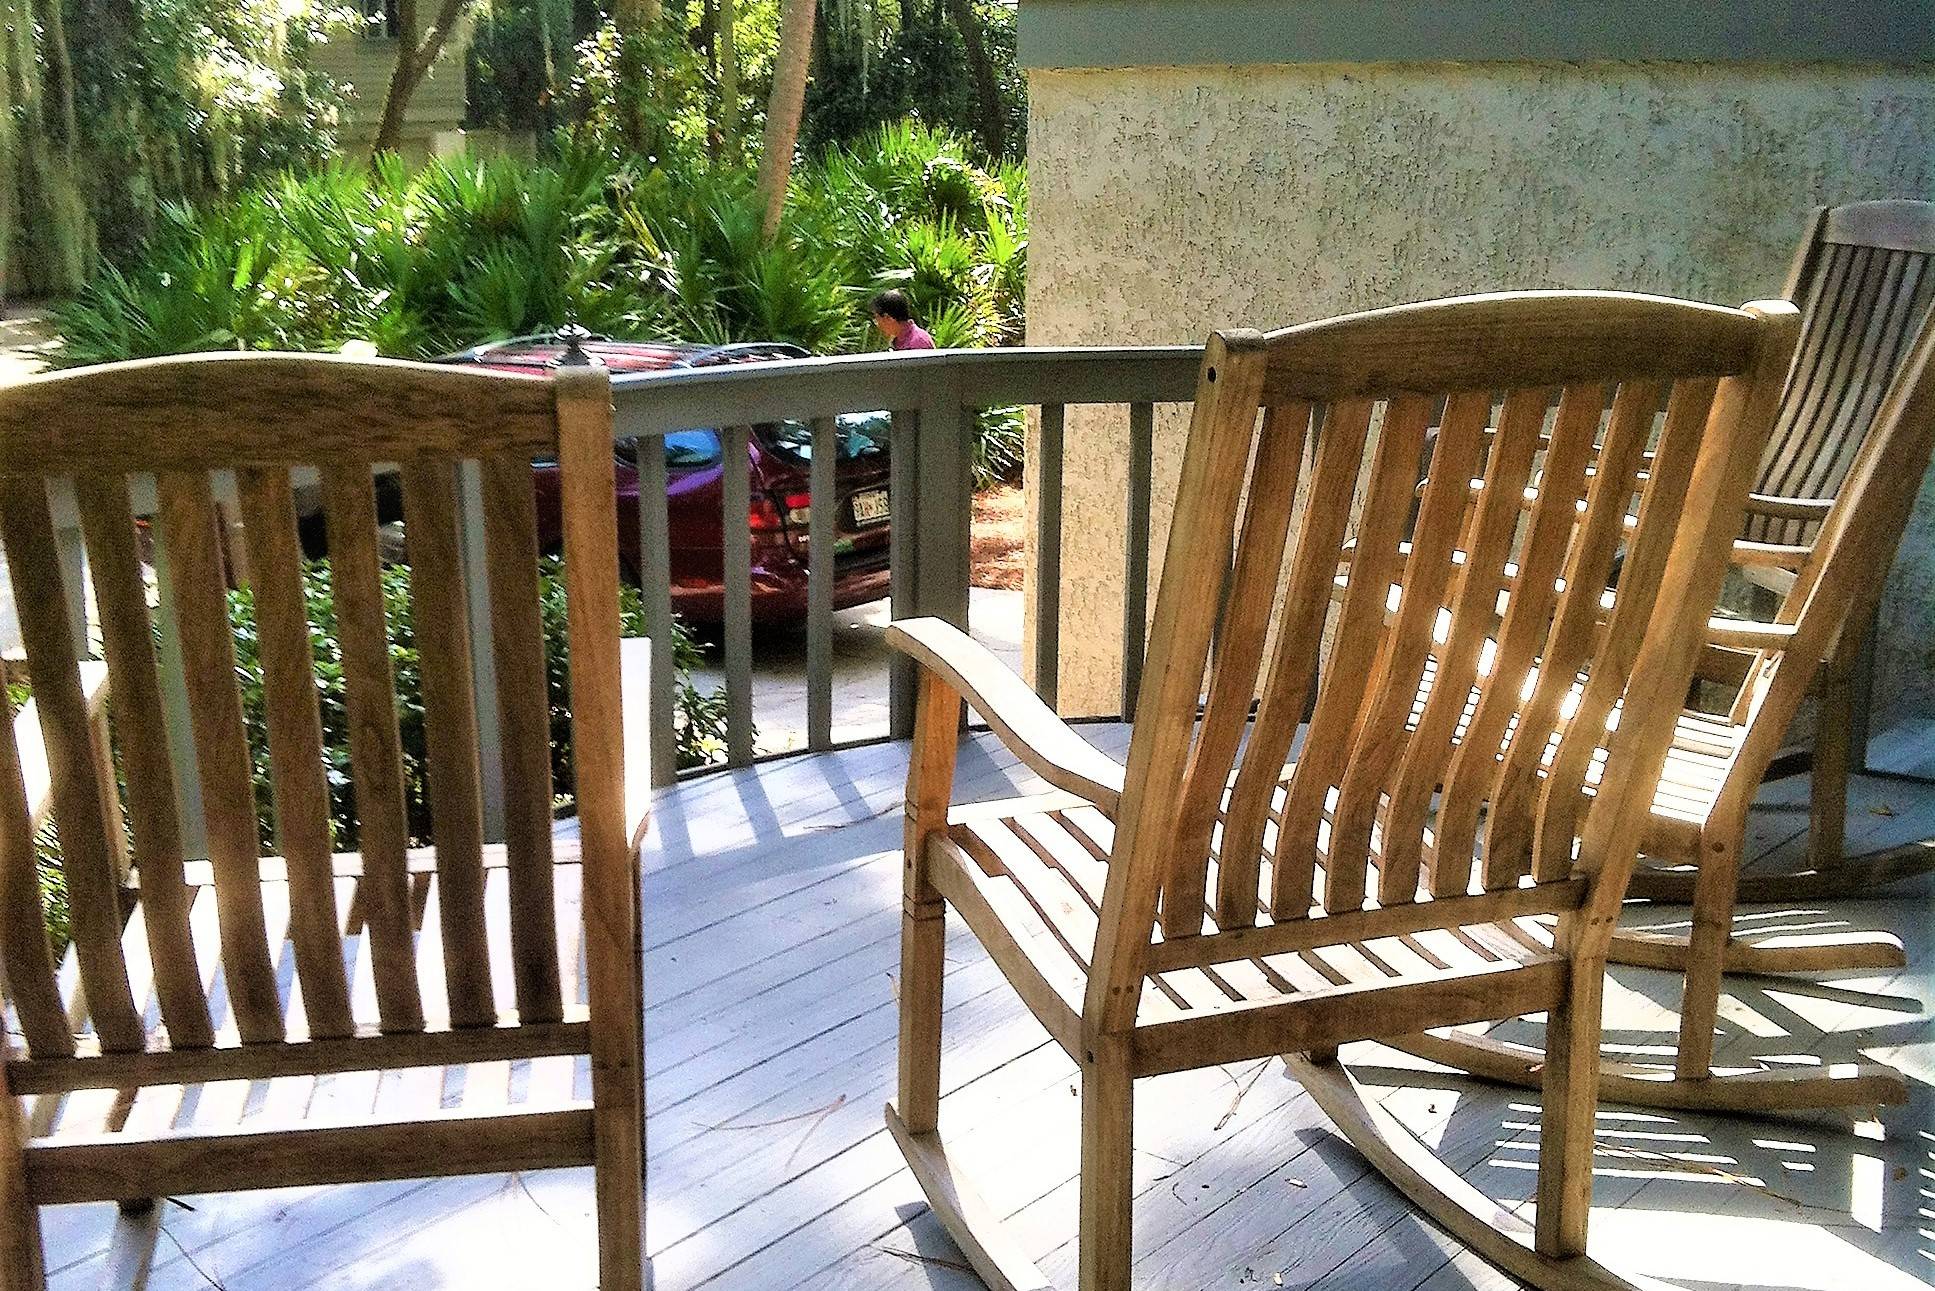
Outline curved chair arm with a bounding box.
[1704,617,1801,653]
[887,617,1126,816]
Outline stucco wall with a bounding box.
[1024,61,1935,721]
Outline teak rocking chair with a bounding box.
[1626,199,1935,909]
[0,355,650,1290]
[886,291,1799,1291]
[1405,291,1935,1113]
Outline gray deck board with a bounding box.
[38,725,1935,1291]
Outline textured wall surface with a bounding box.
[1025,61,1935,719]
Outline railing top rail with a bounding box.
[609,344,1205,434]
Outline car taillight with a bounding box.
[750,493,811,532]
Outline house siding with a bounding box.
[1024,61,1935,720]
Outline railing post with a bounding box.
[891,376,973,738]
[46,480,88,657]
[456,461,506,841]
[888,408,922,738]
[1033,404,1065,710]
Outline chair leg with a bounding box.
[898,897,946,1134]
[2,1065,47,1291]
[1807,643,1856,872]
[1078,1036,1134,1291]
[1676,828,1743,1081]
[1535,964,1605,1260]
[591,1092,648,1291]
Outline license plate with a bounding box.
[851,488,890,525]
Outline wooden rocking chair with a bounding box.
[1627,199,1935,908]
[1402,258,1935,1112]
[0,355,651,1290]
[886,292,1798,1291]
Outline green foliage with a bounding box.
[3,679,70,954]
[49,123,1026,475]
[51,123,1026,362]
[802,3,1025,161]
[226,556,728,852]
[31,0,341,294]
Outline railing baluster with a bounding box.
[1034,404,1065,709]
[807,416,836,750]
[1121,401,1155,718]
[888,408,920,738]
[722,424,754,765]
[637,429,679,786]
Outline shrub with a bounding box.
[228,555,729,851]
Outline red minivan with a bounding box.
[443,334,893,624]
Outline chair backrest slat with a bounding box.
[1215,397,1373,928]
[1531,377,1719,879]
[1731,320,1935,779]
[400,460,495,1030]
[1750,203,1935,544]
[155,471,287,1045]
[0,478,146,1053]
[1095,293,1797,1021]
[1166,401,1309,937]
[232,467,354,1040]
[75,476,216,1049]
[1479,380,1663,880]
[1350,389,1492,907]
[0,680,73,1057]
[319,462,426,1035]
[1437,382,1607,894]
[480,452,564,1025]
[1389,386,1547,902]
[1281,392,1435,916]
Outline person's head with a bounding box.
[870,289,914,340]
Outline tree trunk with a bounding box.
[717,0,739,155]
[755,0,814,239]
[699,0,719,157]
[36,0,77,160]
[898,0,916,33]
[613,0,661,32]
[371,0,472,157]
[944,0,1002,157]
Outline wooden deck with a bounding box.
[34,724,1935,1291]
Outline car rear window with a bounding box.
[758,414,890,466]
[663,429,724,469]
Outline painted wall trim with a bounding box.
[1017,0,1935,70]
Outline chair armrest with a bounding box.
[619,636,654,851]
[886,617,1125,815]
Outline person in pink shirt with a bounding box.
[870,289,935,351]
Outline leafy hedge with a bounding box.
[52,122,1026,366]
